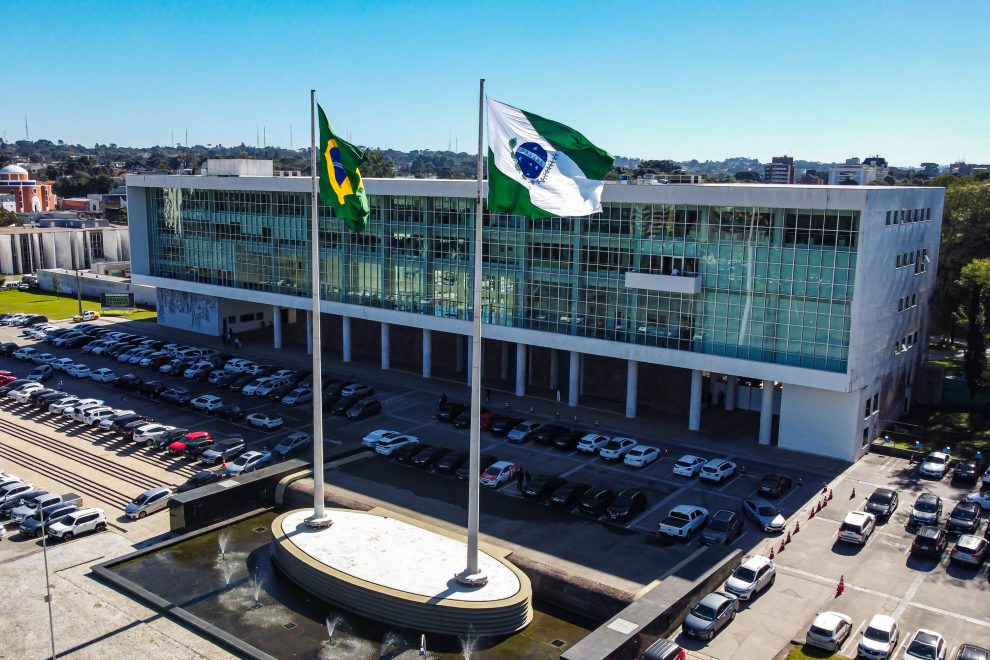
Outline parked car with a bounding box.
[169,431,213,457]
[67,363,92,379]
[758,473,792,498]
[272,432,312,459]
[639,638,684,660]
[71,310,101,323]
[27,365,53,382]
[177,470,224,493]
[410,446,453,469]
[375,435,419,456]
[699,458,736,484]
[47,507,107,540]
[598,437,638,461]
[865,487,899,519]
[245,412,284,430]
[436,401,466,422]
[507,420,543,443]
[346,398,382,420]
[190,394,223,413]
[362,429,402,448]
[489,416,522,436]
[340,382,374,398]
[331,396,363,416]
[160,387,194,405]
[910,525,948,558]
[531,425,568,444]
[910,493,943,526]
[672,454,707,477]
[395,442,429,463]
[549,482,591,507]
[224,450,273,477]
[658,504,708,539]
[918,451,951,479]
[681,591,738,640]
[805,611,853,652]
[552,430,584,451]
[575,433,610,454]
[741,498,786,533]
[608,489,647,521]
[215,404,246,422]
[903,630,946,660]
[857,614,900,660]
[281,388,313,407]
[124,486,175,519]
[200,438,247,465]
[947,501,983,533]
[19,503,80,538]
[480,461,521,488]
[434,451,469,474]
[455,454,498,481]
[579,487,617,516]
[623,444,661,468]
[838,510,876,545]
[950,534,988,566]
[701,510,743,546]
[955,645,990,660]
[522,475,567,500]
[953,460,983,484]
[965,490,990,511]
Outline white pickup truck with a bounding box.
[658,504,709,539]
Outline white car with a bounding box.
[507,420,542,442]
[576,433,611,454]
[375,435,419,456]
[12,383,44,402]
[90,368,118,383]
[124,486,174,519]
[70,400,106,421]
[133,424,174,444]
[255,378,289,397]
[82,406,115,425]
[241,378,271,396]
[12,346,38,360]
[191,394,223,413]
[50,357,76,371]
[724,555,776,600]
[47,507,107,540]
[67,364,92,378]
[917,451,950,479]
[224,358,254,373]
[838,510,876,544]
[480,461,520,488]
[224,451,273,477]
[965,489,990,510]
[624,445,661,468]
[699,458,736,483]
[49,397,81,415]
[362,429,403,448]
[805,611,853,652]
[245,412,284,430]
[598,437,638,460]
[857,614,899,660]
[903,629,946,660]
[673,455,707,477]
[33,353,57,365]
[272,432,313,458]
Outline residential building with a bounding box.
[950,162,990,176]
[828,158,878,186]
[0,164,57,212]
[126,161,944,462]
[798,170,825,185]
[763,156,795,184]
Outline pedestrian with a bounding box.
[439,393,448,407]
[555,389,561,403]
[484,387,491,404]
[235,337,242,350]
[57,380,64,391]
[524,469,531,482]
[516,469,524,492]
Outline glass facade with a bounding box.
[146,187,859,372]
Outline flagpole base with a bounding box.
[455,569,489,588]
[304,512,334,529]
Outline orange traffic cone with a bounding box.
[779,540,786,553]
[769,547,775,560]
[822,483,828,494]
[850,487,856,500]
[795,520,801,533]
[808,508,815,519]
[785,531,792,544]
[835,575,845,597]
[828,489,834,501]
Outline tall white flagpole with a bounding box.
[458,78,487,586]
[307,89,331,528]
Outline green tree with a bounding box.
[634,159,682,177]
[934,182,990,338]
[959,259,990,395]
[361,149,395,177]
[733,170,761,183]
[52,273,62,296]
[0,208,21,227]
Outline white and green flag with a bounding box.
[487,98,613,219]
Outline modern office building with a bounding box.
[0,224,129,275]
[127,161,944,461]
[763,156,795,185]
[828,158,879,186]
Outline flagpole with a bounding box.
[307,89,331,528]
[458,78,487,587]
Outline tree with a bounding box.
[959,259,990,396]
[883,174,897,185]
[633,159,682,178]
[933,182,990,338]
[733,170,761,183]
[52,273,62,297]
[0,208,21,227]
[361,149,395,177]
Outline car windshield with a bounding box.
[954,508,977,521]
[906,640,938,659]
[709,517,730,531]
[482,468,498,477]
[132,493,151,505]
[809,625,835,638]
[676,459,693,468]
[869,492,893,505]
[604,440,621,450]
[234,455,251,466]
[926,455,946,465]
[756,505,777,517]
[614,492,635,506]
[916,498,939,513]
[864,626,890,643]
[733,567,757,582]
[691,603,717,621]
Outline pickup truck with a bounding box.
[658,504,709,539]
[10,492,83,524]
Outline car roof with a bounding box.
[712,509,736,521]
[698,591,733,608]
[957,535,986,551]
[814,611,850,628]
[871,488,896,497]
[867,614,896,631]
[489,460,514,469]
[917,525,943,538]
[68,507,103,517]
[740,555,772,570]
[705,457,731,466]
[142,485,173,496]
[844,510,872,522]
[926,451,949,459]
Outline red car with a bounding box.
[479,411,500,430]
[169,431,213,457]
[0,374,16,386]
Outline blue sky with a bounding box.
[5,1,987,165]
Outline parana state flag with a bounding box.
[318,104,370,233]
[487,98,613,219]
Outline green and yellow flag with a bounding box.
[317,104,369,233]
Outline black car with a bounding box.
[331,396,363,416]
[181,436,216,458]
[114,374,143,390]
[395,442,430,463]
[947,501,983,534]
[864,487,899,519]
[549,482,591,507]
[911,525,948,558]
[160,387,194,405]
[758,474,792,498]
[110,414,150,434]
[434,451,470,474]
[0,342,18,356]
[411,446,453,469]
[268,381,295,401]
[552,430,583,451]
[36,391,69,409]
[215,404,246,422]
[489,416,522,436]
[956,645,990,660]
[227,374,254,391]
[532,425,568,445]
[701,510,743,545]
[212,371,239,388]
[523,475,567,500]
[953,460,984,484]
[347,398,382,420]
[28,388,57,404]
[152,427,189,450]
[608,489,647,521]
[177,470,224,493]
[456,454,498,480]
[452,408,489,429]
[138,380,168,398]
[579,487,616,516]
[0,379,31,395]
[64,335,90,349]
[121,419,154,441]
[437,402,467,422]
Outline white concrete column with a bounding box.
[342,316,352,363]
[689,369,702,431]
[549,349,559,389]
[725,375,737,411]
[422,328,432,378]
[759,381,774,445]
[306,311,313,355]
[273,305,283,349]
[500,341,510,381]
[625,360,638,419]
[568,351,580,407]
[466,339,473,385]
[514,343,526,396]
[380,322,390,370]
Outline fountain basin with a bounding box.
[270,508,533,637]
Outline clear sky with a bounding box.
[4,1,987,165]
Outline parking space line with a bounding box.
[628,487,686,529]
[560,462,586,479]
[907,601,990,629]
[840,619,865,658]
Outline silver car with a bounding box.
[741,498,786,532]
[681,591,738,639]
[124,486,174,519]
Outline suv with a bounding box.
[947,501,983,534]
[838,511,876,544]
[910,525,948,558]
[910,493,943,526]
[724,555,776,600]
[47,507,107,540]
[699,458,736,483]
[200,438,247,465]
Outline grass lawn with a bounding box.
[787,645,852,660]
[879,405,990,456]
[0,289,156,322]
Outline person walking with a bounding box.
[439,393,448,407]
[57,380,64,391]
[555,389,561,403]
[516,469,524,492]
[484,387,491,404]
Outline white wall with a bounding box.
[778,384,862,461]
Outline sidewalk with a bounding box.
[105,316,849,476]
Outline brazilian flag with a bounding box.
[318,104,369,233]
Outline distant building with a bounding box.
[763,156,795,184]
[950,162,990,176]
[0,164,57,212]
[828,159,878,186]
[920,163,940,177]
[862,156,889,179]
[798,169,825,185]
